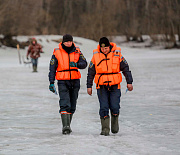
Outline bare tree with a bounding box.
[0,0,179,48]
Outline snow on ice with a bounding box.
[0,35,180,155]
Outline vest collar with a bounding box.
[59,42,76,53]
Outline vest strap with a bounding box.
[97,58,110,66]
[97,72,118,87]
[58,69,78,72]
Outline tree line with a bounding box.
[0,0,179,47]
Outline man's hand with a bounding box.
[49,84,57,94]
[87,88,92,96]
[127,84,133,91]
[69,62,77,67]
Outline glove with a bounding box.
[69,62,77,67]
[49,84,57,95]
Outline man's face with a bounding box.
[32,41,36,45]
[101,46,110,54]
[63,41,73,47]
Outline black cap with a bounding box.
[62,34,73,43]
[99,37,110,47]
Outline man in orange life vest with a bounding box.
[87,37,133,136]
[48,34,87,134]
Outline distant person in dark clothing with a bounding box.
[26,38,43,72]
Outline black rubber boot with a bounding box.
[111,113,119,134]
[100,116,110,136]
[61,114,71,135]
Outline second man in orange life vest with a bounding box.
[48,34,87,134]
[87,37,133,136]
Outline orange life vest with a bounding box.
[93,42,122,88]
[53,43,81,80]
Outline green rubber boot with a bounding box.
[32,65,36,72]
[100,116,110,136]
[34,65,37,72]
[111,113,119,134]
[61,114,71,134]
[32,65,37,72]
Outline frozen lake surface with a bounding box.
[0,35,180,155]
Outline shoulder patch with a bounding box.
[122,57,127,64]
[89,61,94,68]
[80,53,86,60]
[50,58,55,65]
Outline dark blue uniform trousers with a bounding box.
[97,85,121,118]
[58,80,80,114]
